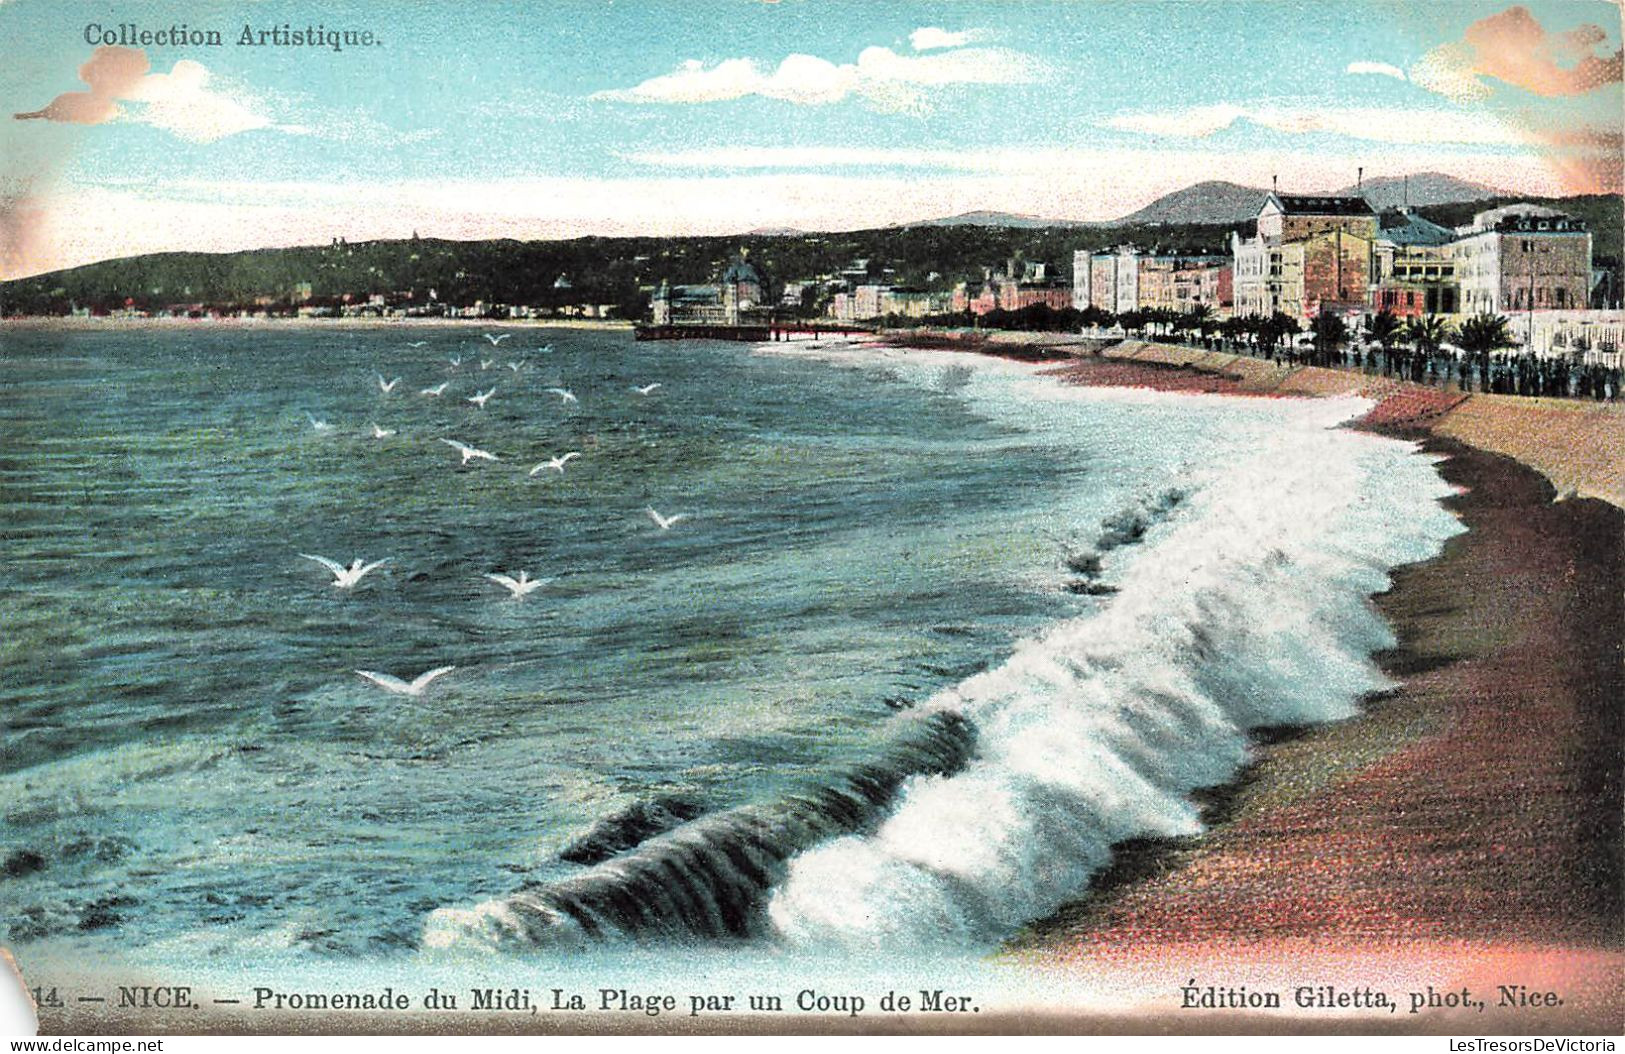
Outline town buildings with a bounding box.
[1231,194,1377,319]
[1370,209,1460,317]
[1451,204,1592,316]
[944,256,1070,318]
[651,249,769,326]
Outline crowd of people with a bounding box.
[1158,310,1623,403]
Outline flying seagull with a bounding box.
[482,571,549,599]
[377,374,401,394]
[535,344,554,354]
[646,507,687,530]
[483,333,511,346]
[405,341,429,349]
[420,381,450,396]
[300,554,390,589]
[467,387,497,409]
[440,438,498,465]
[632,383,662,395]
[507,359,527,373]
[448,355,463,368]
[544,387,578,404]
[355,666,456,697]
[480,358,495,371]
[529,452,581,476]
[305,412,333,432]
[371,423,396,439]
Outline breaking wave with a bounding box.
[423,710,974,949]
[426,393,1463,954]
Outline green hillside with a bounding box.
[1,194,1617,317]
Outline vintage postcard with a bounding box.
[0,0,1621,1041]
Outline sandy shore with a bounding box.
[881,331,1624,507]
[993,339,1624,1033]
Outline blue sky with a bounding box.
[2,0,1620,275]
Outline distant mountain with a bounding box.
[905,210,1090,229]
[1111,181,1269,227]
[746,226,805,236]
[1107,174,1518,228]
[1335,172,1511,211]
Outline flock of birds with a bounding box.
[298,331,683,699]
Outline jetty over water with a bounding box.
[634,322,874,342]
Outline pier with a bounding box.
[634,322,873,342]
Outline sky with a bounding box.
[1,0,1621,277]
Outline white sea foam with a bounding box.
[767,368,1464,948]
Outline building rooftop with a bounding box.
[1379,209,1457,247]
[1461,203,1585,235]
[721,255,765,285]
[1268,193,1376,216]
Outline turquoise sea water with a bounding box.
[0,326,1462,978]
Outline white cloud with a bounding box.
[1104,103,1529,147]
[1105,104,1249,138]
[1408,42,1492,103]
[910,27,979,51]
[1346,60,1407,81]
[593,44,1040,113]
[122,61,277,142]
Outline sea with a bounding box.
[0,325,1463,995]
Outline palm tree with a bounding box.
[1266,312,1302,357]
[1404,315,1451,356]
[1365,309,1402,353]
[1310,313,1350,366]
[1220,315,1250,350]
[1454,313,1514,357]
[1455,313,1515,392]
[1404,314,1454,385]
[1186,304,1215,345]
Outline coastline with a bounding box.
[880,331,1625,508]
[977,336,1624,1031]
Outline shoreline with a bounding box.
[879,330,1625,509]
[986,337,1624,1031]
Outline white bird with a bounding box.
[371,423,396,439]
[646,507,687,530]
[483,333,510,346]
[507,359,527,373]
[377,374,401,394]
[632,383,662,395]
[440,438,498,465]
[529,451,581,476]
[535,344,554,354]
[467,387,497,409]
[305,412,333,432]
[300,553,390,588]
[420,381,450,396]
[448,355,463,368]
[480,358,494,370]
[482,571,549,599]
[545,387,578,404]
[355,666,455,697]
[405,341,429,349]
